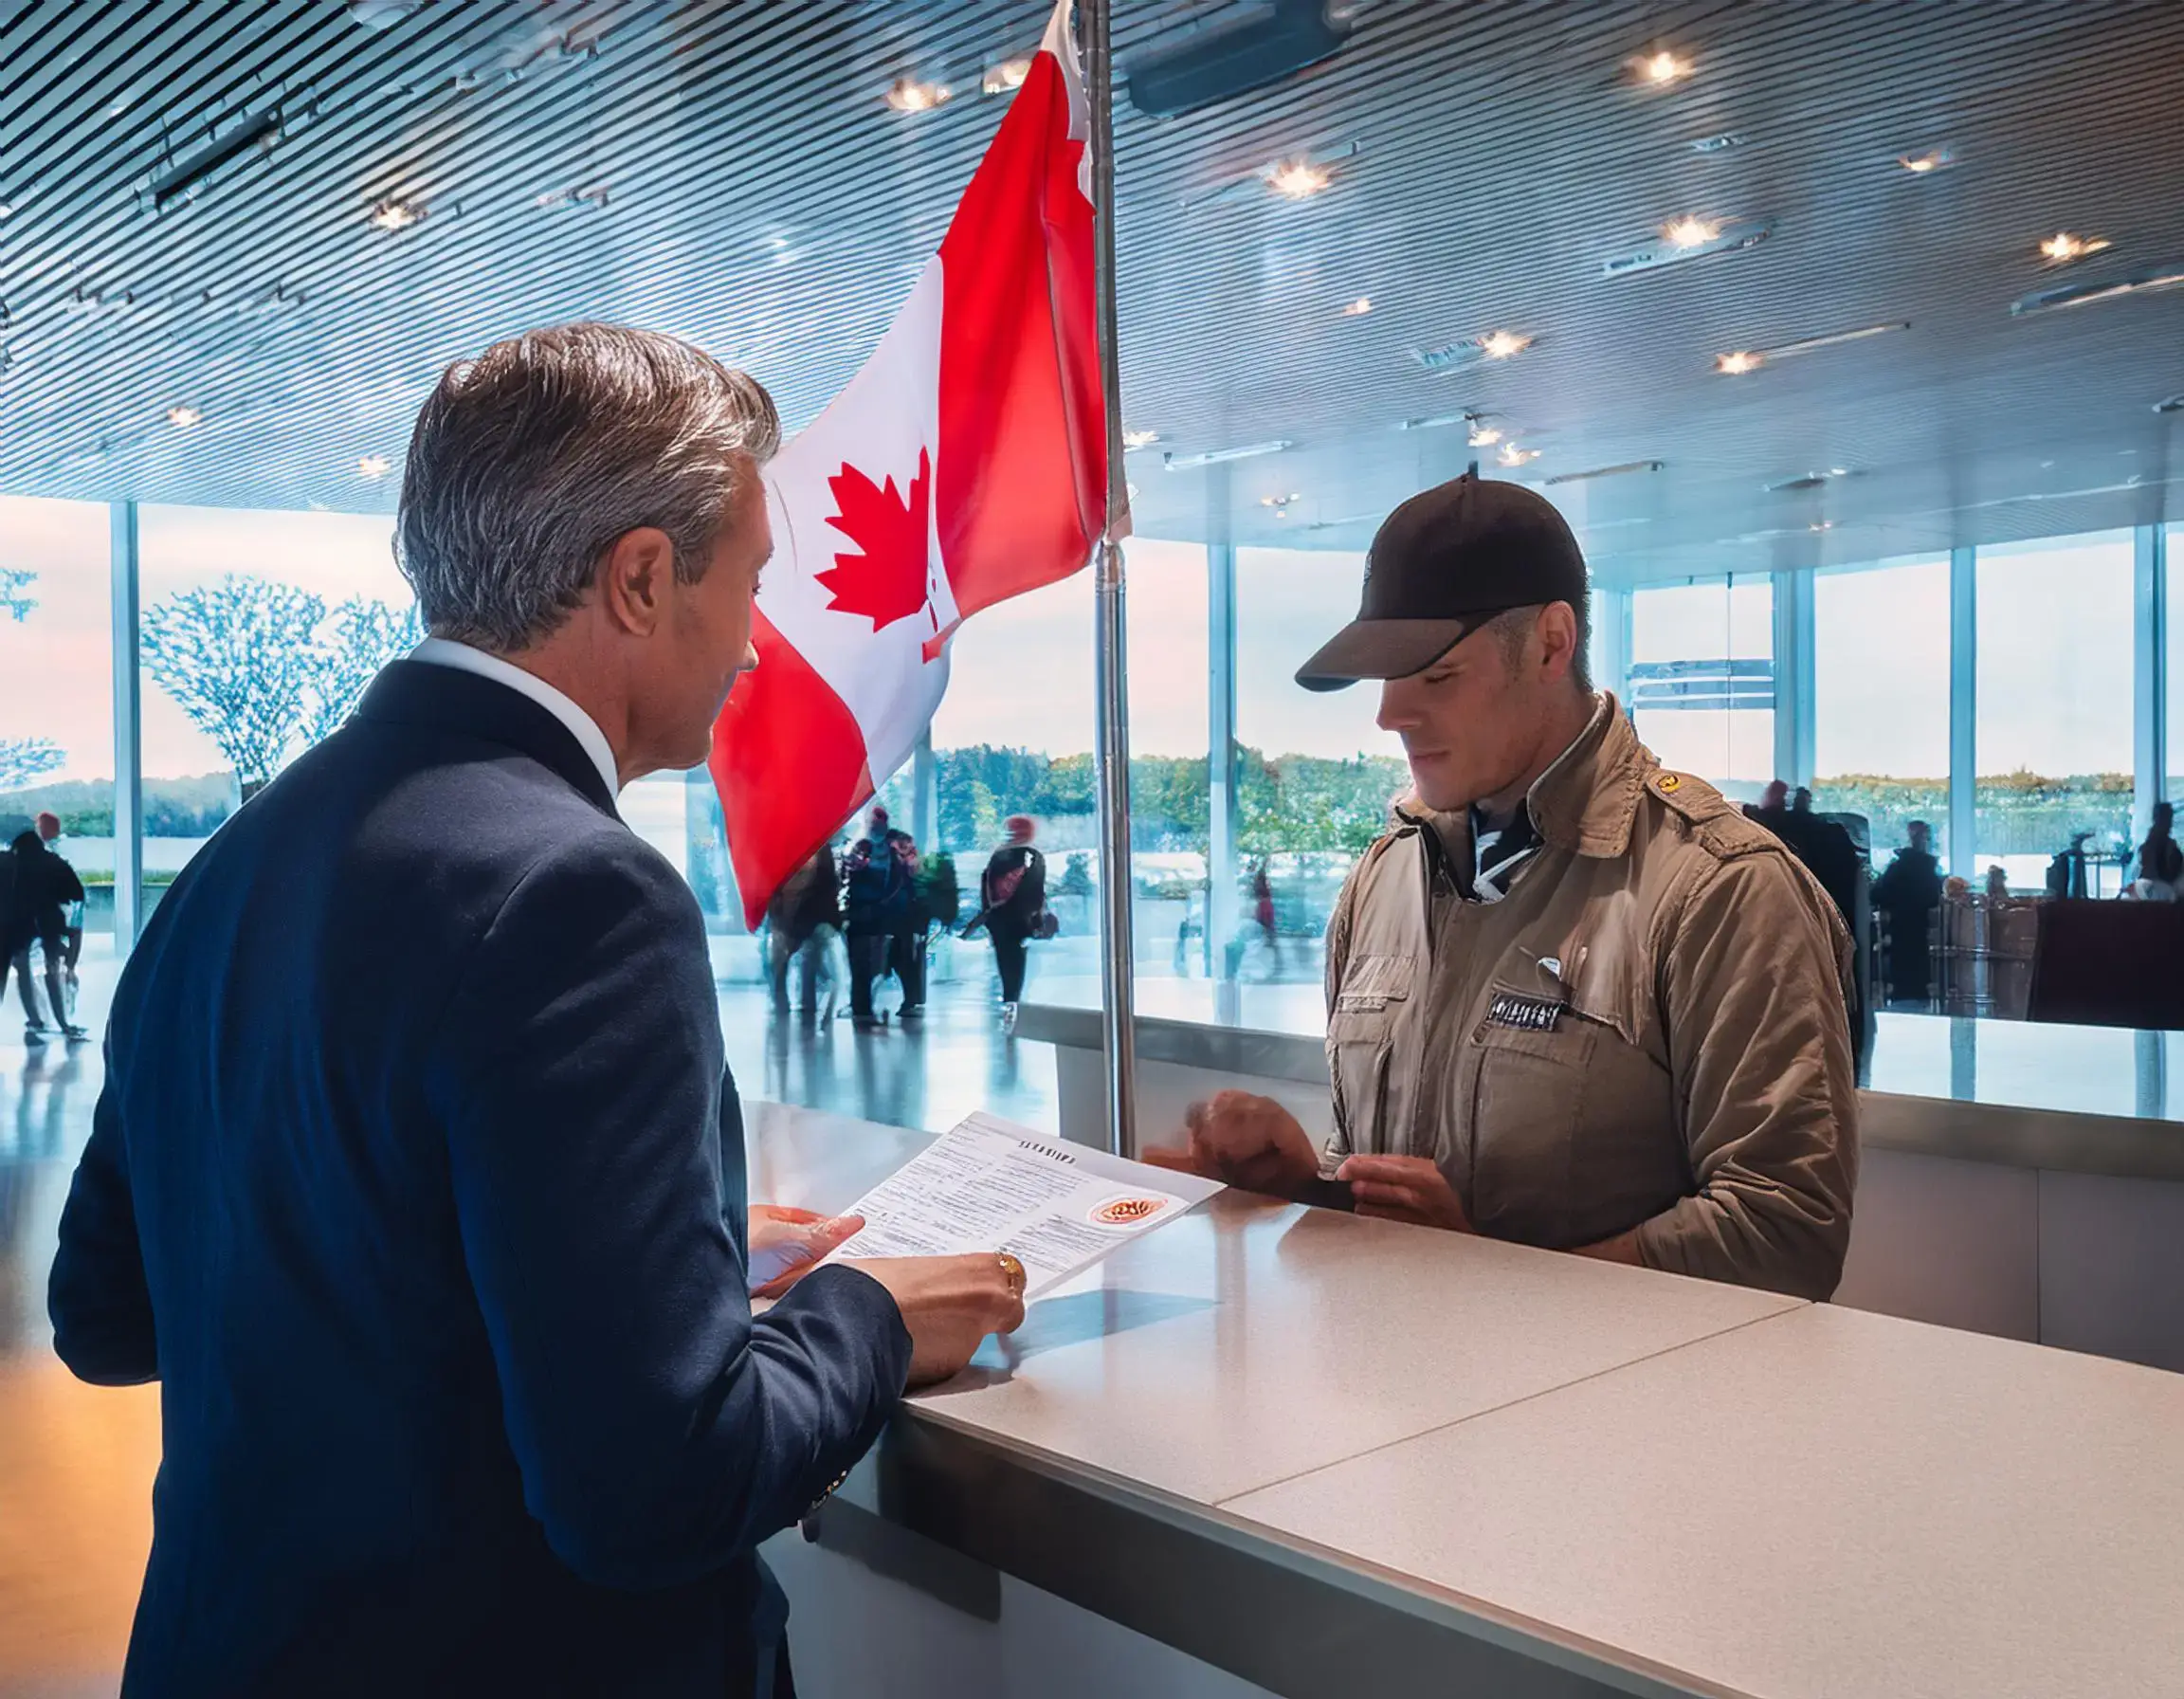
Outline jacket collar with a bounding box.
[1391,691,1645,866]
[352,658,621,816]
[1525,692,1646,858]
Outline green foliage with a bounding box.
[926,742,1407,857]
[919,851,961,926]
[1056,850,1094,897]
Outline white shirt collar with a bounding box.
[408,637,621,798]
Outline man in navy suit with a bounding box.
[49,323,1026,1697]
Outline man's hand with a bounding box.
[1144,1090,1320,1199]
[846,1254,1029,1388]
[1337,1155,1472,1233]
[748,1205,867,1299]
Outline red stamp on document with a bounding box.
[1090,1196,1165,1227]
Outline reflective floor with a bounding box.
[0,945,1057,1695]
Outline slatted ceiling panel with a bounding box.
[1,2,2180,582]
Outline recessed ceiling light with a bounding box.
[1634,49,1692,86]
[1339,296,1373,317]
[166,405,202,428]
[1663,214,1721,249]
[1479,330,1531,360]
[1260,492,1301,508]
[368,198,424,229]
[982,57,1032,95]
[1265,158,1333,200]
[1810,521,1834,533]
[1899,148,1954,174]
[883,78,952,113]
[358,454,391,478]
[1718,350,1763,375]
[1121,428,1161,449]
[1467,415,1503,448]
[1496,443,1538,467]
[2039,231,2110,265]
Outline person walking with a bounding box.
[972,816,1047,1032]
[5,813,87,1045]
[2130,801,2183,901]
[884,830,928,1020]
[764,844,841,1014]
[841,809,909,1030]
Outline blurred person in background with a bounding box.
[2128,800,2182,901]
[884,828,928,1020]
[4,812,87,1045]
[841,808,910,1030]
[970,815,1047,1032]
[1873,820,1945,1003]
[48,322,1023,1699]
[764,842,842,1014]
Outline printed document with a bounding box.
[830,1112,1223,1297]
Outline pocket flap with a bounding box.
[1336,952,1415,1014]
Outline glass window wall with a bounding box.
[1232,546,1407,986]
[136,505,413,904]
[1629,575,1775,796]
[0,497,115,1032]
[1811,555,1952,868]
[1975,532,2134,894]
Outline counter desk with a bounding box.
[1014,982,2184,1370]
[748,1102,2184,1699]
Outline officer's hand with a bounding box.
[1338,1155,1473,1233]
[1145,1091,1320,1198]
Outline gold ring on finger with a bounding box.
[997,1251,1027,1295]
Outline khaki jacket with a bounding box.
[1323,694,1858,1301]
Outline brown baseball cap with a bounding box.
[1295,472,1588,691]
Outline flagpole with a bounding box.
[1083,0,1138,1160]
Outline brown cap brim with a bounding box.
[1294,616,1482,693]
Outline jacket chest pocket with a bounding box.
[1329,953,1414,1155]
[1462,998,1681,1250]
[1461,1003,1601,1247]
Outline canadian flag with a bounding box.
[711,0,1105,927]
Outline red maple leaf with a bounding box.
[817,448,933,632]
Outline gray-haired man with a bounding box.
[52,322,1025,1698]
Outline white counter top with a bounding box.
[751,1100,2184,1698]
[1227,1303,2184,1699]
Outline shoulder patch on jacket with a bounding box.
[1645,770,1784,862]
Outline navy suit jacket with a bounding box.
[49,659,912,1697]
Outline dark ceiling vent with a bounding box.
[145,95,313,211]
[1125,1,1355,119]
